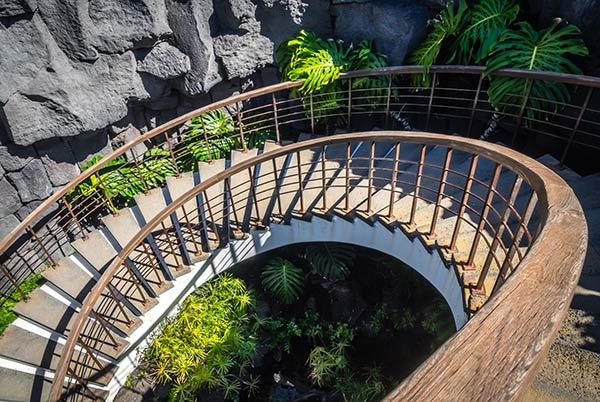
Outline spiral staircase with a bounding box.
[0,66,595,401]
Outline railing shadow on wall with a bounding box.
[0,65,592,400]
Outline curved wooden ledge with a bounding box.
[49,132,587,401]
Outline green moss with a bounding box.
[0,273,45,334]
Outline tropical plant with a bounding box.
[486,19,589,122]
[307,323,354,386]
[185,110,237,163]
[144,274,257,400]
[455,0,519,64]
[333,367,386,402]
[258,317,302,353]
[0,273,45,334]
[349,41,391,106]
[261,257,304,304]
[305,243,356,281]
[421,300,455,347]
[277,30,350,95]
[408,0,468,85]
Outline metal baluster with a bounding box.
[66,367,101,400]
[165,130,181,176]
[426,72,437,131]
[271,159,283,218]
[90,311,120,349]
[428,148,453,238]
[95,172,117,213]
[202,190,222,246]
[385,74,393,129]
[320,146,327,211]
[63,197,87,240]
[387,142,401,219]
[26,225,56,267]
[141,241,165,286]
[225,179,243,237]
[106,285,133,327]
[296,151,305,213]
[366,141,375,213]
[347,77,352,131]
[130,148,149,194]
[0,263,24,297]
[180,204,201,257]
[272,93,281,144]
[77,336,104,370]
[159,221,182,271]
[467,73,484,137]
[560,87,593,166]
[449,155,479,251]
[200,114,212,160]
[248,167,261,227]
[345,142,351,211]
[309,95,315,135]
[236,102,247,152]
[510,79,533,146]
[480,176,523,286]
[468,163,502,270]
[408,145,427,228]
[123,263,148,305]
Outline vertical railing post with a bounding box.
[0,263,24,298]
[309,95,315,135]
[272,93,281,144]
[63,197,87,240]
[428,148,453,238]
[409,145,427,228]
[366,141,375,213]
[199,114,212,161]
[130,148,149,195]
[236,102,247,152]
[345,142,351,211]
[467,73,484,137]
[27,225,56,267]
[296,151,305,213]
[347,77,353,131]
[560,86,593,167]
[449,155,479,251]
[165,130,181,177]
[385,74,393,129]
[202,190,222,246]
[95,171,117,213]
[426,72,437,131]
[320,145,327,211]
[387,142,401,219]
[271,159,283,218]
[468,163,502,269]
[510,79,533,146]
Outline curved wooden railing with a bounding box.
[1,65,599,303]
[49,132,586,401]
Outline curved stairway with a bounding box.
[0,133,588,402]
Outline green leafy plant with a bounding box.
[185,110,237,163]
[408,0,468,85]
[261,257,304,304]
[456,0,519,64]
[333,367,385,402]
[307,323,354,386]
[305,243,356,281]
[421,301,455,347]
[366,307,387,335]
[258,317,302,353]
[144,274,256,400]
[486,19,589,121]
[0,274,45,334]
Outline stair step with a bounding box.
[42,258,95,303]
[0,367,52,402]
[12,289,132,353]
[0,326,115,385]
[134,187,168,225]
[101,208,141,248]
[72,231,117,273]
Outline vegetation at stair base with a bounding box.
[0,273,45,334]
[131,244,454,402]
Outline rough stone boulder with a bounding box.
[214,32,274,79]
[3,51,150,146]
[37,0,171,61]
[7,159,53,203]
[256,0,332,47]
[166,0,222,96]
[35,139,81,187]
[0,0,36,17]
[137,42,191,80]
[332,0,433,65]
[0,179,21,217]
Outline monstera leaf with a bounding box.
[305,243,356,281]
[261,257,304,304]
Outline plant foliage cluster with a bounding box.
[0,273,45,334]
[409,0,588,120]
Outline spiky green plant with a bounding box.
[455,0,519,64]
[408,0,468,86]
[333,367,386,402]
[305,243,356,281]
[261,257,304,304]
[486,19,589,122]
[307,323,354,386]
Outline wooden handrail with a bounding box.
[49,132,586,401]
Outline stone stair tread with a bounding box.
[42,257,95,303]
[134,187,168,225]
[102,208,141,248]
[0,368,51,402]
[13,288,78,335]
[72,230,117,273]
